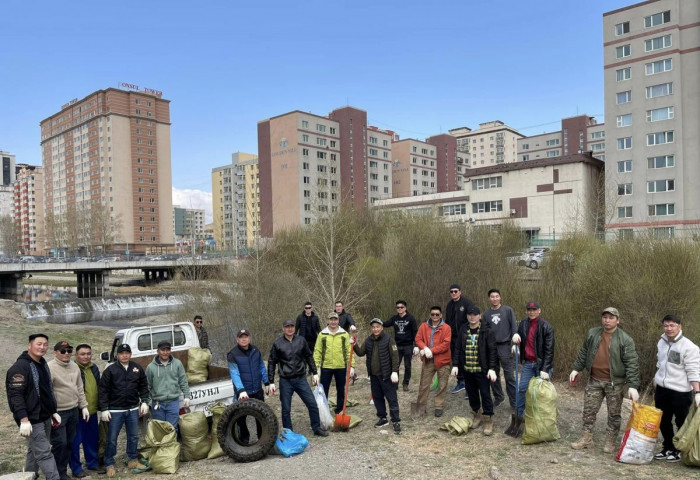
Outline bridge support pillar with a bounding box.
[0,273,24,302]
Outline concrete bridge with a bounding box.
[0,259,223,301]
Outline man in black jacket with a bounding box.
[98,344,150,476]
[295,302,321,350]
[445,283,474,394]
[268,319,327,437]
[6,333,61,480]
[383,300,418,392]
[334,301,357,334]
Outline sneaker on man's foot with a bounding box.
[87,467,106,475]
[451,381,465,394]
[393,422,401,435]
[105,467,115,478]
[313,429,329,437]
[434,409,443,417]
[374,417,389,428]
[72,472,89,478]
[666,450,681,463]
[402,384,409,392]
[654,449,673,460]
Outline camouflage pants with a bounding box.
[582,376,625,435]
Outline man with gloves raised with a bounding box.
[383,300,418,391]
[482,289,519,411]
[570,307,640,453]
[414,306,452,418]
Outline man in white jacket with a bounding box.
[653,314,700,463]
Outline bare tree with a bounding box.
[0,215,22,257]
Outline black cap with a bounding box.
[157,340,171,349]
[467,305,481,315]
[449,283,461,291]
[283,319,295,327]
[526,301,540,310]
[28,333,48,342]
[237,329,251,337]
[54,340,72,351]
[117,344,132,353]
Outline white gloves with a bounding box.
[451,367,459,377]
[100,411,111,422]
[349,325,358,334]
[268,384,276,395]
[350,367,355,377]
[52,413,62,427]
[413,347,419,356]
[570,371,579,384]
[487,369,497,382]
[139,403,149,417]
[419,348,425,357]
[312,374,319,386]
[183,398,190,408]
[390,372,399,384]
[628,388,639,402]
[512,333,521,344]
[19,421,32,437]
[423,347,433,359]
[82,407,90,422]
[511,344,518,355]
[349,336,356,345]
[238,391,249,401]
[695,392,700,407]
[540,371,550,380]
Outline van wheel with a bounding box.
[217,399,279,463]
[529,260,539,269]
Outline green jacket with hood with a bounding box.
[145,355,190,402]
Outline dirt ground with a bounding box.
[0,300,697,480]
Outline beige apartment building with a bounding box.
[13,165,44,254]
[449,120,524,168]
[517,115,606,162]
[603,0,700,239]
[40,87,174,253]
[391,139,439,197]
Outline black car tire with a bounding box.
[217,399,279,463]
[529,260,539,269]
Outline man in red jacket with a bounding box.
[414,306,452,417]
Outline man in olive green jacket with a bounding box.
[570,307,640,453]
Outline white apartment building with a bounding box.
[449,120,523,167]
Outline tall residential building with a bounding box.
[1,151,16,185]
[173,206,205,247]
[40,87,174,253]
[212,163,234,250]
[13,165,44,254]
[517,115,606,162]
[391,139,439,197]
[449,121,524,168]
[603,0,699,239]
[426,134,461,192]
[212,152,258,250]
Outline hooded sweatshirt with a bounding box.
[146,355,190,402]
[415,318,452,369]
[48,357,88,411]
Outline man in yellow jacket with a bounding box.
[314,312,355,414]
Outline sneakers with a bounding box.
[105,467,115,478]
[434,409,443,418]
[402,384,409,392]
[313,429,329,437]
[374,417,389,428]
[393,422,401,435]
[654,448,673,460]
[666,450,681,462]
[451,381,465,394]
[72,472,89,478]
[87,467,106,475]
[127,460,148,471]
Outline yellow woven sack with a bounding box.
[616,401,662,464]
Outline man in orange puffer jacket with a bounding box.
[414,306,452,417]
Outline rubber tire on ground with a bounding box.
[529,260,539,269]
[217,399,279,463]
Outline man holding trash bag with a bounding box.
[313,312,354,415]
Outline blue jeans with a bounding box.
[516,362,553,417]
[70,413,99,473]
[279,376,321,432]
[50,407,79,478]
[104,409,139,466]
[152,399,181,430]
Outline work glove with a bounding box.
[627,388,639,402]
[423,347,433,359]
[81,407,90,422]
[350,367,355,377]
[349,336,356,345]
[487,369,497,382]
[511,344,518,355]
[539,371,550,380]
[183,398,190,408]
[349,325,358,334]
[100,411,111,423]
[695,392,700,407]
[569,370,579,384]
[19,421,32,437]
[139,403,149,417]
[419,348,425,357]
[451,367,459,377]
[238,391,249,401]
[268,384,276,395]
[512,333,521,344]
[312,374,319,386]
[390,372,399,384]
[413,346,419,356]
[52,413,62,427]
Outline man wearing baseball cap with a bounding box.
[228,329,272,444]
[146,340,190,431]
[570,307,640,453]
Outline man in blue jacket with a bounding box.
[227,329,271,444]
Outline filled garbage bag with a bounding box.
[207,402,227,459]
[674,403,700,467]
[314,385,334,430]
[616,401,662,464]
[522,377,560,445]
[179,411,211,461]
[142,420,180,474]
[274,428,309,457]
[186,347,211,383]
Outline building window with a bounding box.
[617,137,632,150]
[522,154,529,161]
[316,138,327,146]
[617,160,632,173]
[646,82,673,99]
[472,176,502,190]
[302,134,309,142]
[645,10,670,28]
[369,148,378,156]
[645,35,672,52]
[302,148,309,156]
[617,206,633,218]
[316,124,326,133]
[617,183,633,196]
[616,68,631,82]
[591,131,605,139]
[647,179,675,193]
[303,176,310,184]
[648,203,675,216]
[330,127,336,135]
[443,204,467,216]
[647,107,674,122]
[522,143,529,150]
[302,162,309,170]
[472,201,503,213]
[653,227,675,238]
[646,58,672,75]
[616,91,632,104]
[648,155,674,169]
[616,45,631,59]
[615,21,630,36]
[616,114,632,127]
[647,131,674,146]
[301,120,308,129]
[618,229,634,240]
[546,139,560,146]
[546,150,559,157]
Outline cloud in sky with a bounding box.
[172,188,213,224]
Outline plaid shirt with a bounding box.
[464,326,480,373]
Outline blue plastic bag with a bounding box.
[274,428,309,457]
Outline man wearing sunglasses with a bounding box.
[48,341,89,480]
[295,302,321,350]
[445,284,474,395]
[414,306,452,418]
[193,315,209,350]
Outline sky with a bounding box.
[0,0,635,223]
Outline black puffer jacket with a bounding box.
[337,310,355,332]
[295,311,321,349]
[98,361,150,411]
[6,352,57,425]
[268,334,318,383]
[452,322,498,373]
[516,317,555,373]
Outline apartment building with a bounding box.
[1,151,16,186]
[603,0,700,238]
[391,139,439,197]
[211,163,234,250]
[39,87,174,253]
[449,120,524,168]
[13,165,44,254]
[173,206,205,248]
[518,115,606,162]
[426,134,462,192]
